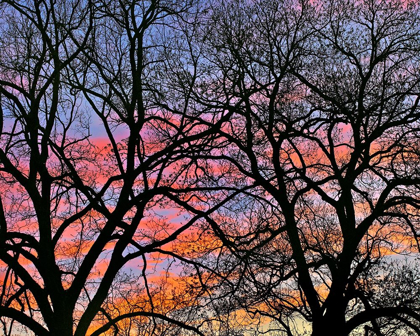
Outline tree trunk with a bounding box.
[312,305,348,336]
[49,311,74,336]
[312,317,348,336]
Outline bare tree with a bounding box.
[0,0,228,335]
[2,0,420,336]
[173,0,420,335]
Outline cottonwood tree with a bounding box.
[173,0,420,335]
[0,0,228,335]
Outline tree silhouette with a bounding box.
[1,0,420,336]
[172,0,420,335]
[0,0,227,335]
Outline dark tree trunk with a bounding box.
[312,316,348,336]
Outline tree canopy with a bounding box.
[1,0,420,335]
